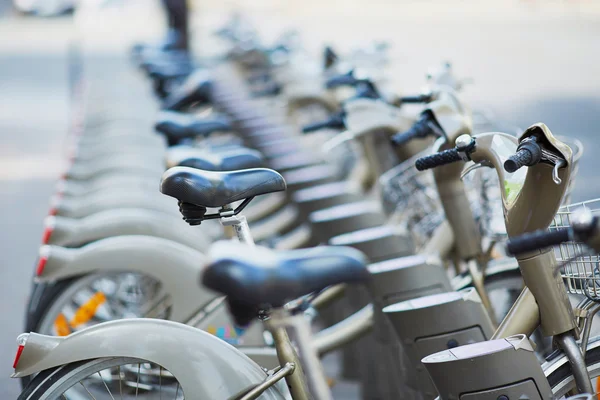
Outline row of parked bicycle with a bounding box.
[13,15,600,400]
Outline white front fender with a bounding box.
[53,192,179,218]
[13,319,290,400]
[46,209,211,252]
[37,235,211,323]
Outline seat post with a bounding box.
[220,206,255,245]
[269,309,333,400]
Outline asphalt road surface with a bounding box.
[1,0,600,397]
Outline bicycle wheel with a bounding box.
[547,336,600,398]
[31,272,166,336]
[19,357,185,399]
[22,272,166,390]
[453,263,524,323]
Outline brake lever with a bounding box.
[552,160,566,185]
[460,162,488,180]
[539,147,566,185]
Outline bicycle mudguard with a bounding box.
[57,175,160,197]
[250,203,300,242]
[45,209,211,252]
[65,162,163,181]
[34,235,273,355]
[36,236,211,322]
[52,191,179,218]
[344,97,414,137]
[68,153,163,168]
[285,88,339,115]
[243,191,288,223]
[12,319,291,400]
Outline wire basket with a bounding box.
[551,198,600,299]
[380,134,583,248]
[379,148,496,248]
[379,150,444,247]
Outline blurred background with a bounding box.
[1,0,599,397]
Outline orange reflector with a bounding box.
[54,313,71,336]
[69,292,106,328]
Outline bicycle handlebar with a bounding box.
[302,112,345,133]
[325,72,358,89]
[391,115,434,146]
[415,148,462,171]
[503,137,542,173]
[505,228,571,255]
[398,94,433,104]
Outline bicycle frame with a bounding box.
[469,127,577,339]
[445,124,592,394]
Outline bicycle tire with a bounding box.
[546,336,600,397]
[18,357,180,399]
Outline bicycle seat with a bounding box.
[177,147,265,171]
[203,241,369,309]
[160,167,286,208]
[148,63,192,82]
[133,29,189,62]
[155,112,232,146]
[162,70,213,111]
[147,64,193,99]
[140,50,192,74]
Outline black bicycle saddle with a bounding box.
[160,167,286,208]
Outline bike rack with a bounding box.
[422,334,552,399]
[383,288,495,397]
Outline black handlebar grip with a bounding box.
[415,149,462,171]
[325,74,357,89]
[391,122,430,147]
[302,113,345,133]
[391,129,422,147]
[506,228,571,255]
[250,83,282,98]
[399,94,432,104]
[303,120,333,133]
[504,148,534,173]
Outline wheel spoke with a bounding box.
[79,381,97,400]
[97,371,115,400]
[118,365,123,400]
[29,357,185,399]
[135,363,141,398]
